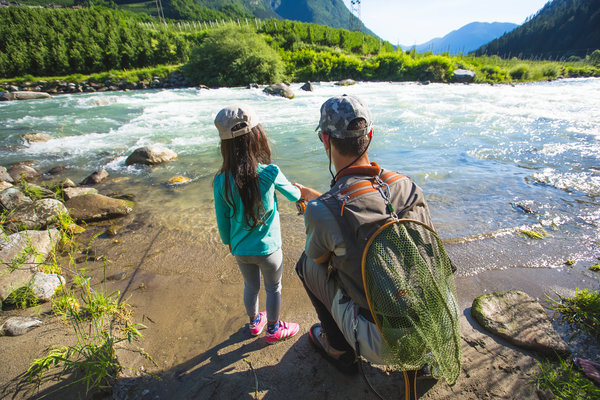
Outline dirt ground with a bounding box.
[1,211,598,400]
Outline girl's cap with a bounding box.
[214,105,259,140]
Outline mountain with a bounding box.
[274,0,375,36]
[402,22,518,55]
[113,0,376,36]
[475,0,600,59]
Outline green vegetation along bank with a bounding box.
[1,7,599,88]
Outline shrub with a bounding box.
[510,64,530,80]
[541,64,560,79]
[589,49,600,67]
[183,25,285,87]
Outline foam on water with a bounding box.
[1,78,599,273]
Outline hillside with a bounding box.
[475,0,600,59]
[16,0,375,35]
[404,22,517,55]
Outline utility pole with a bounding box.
[349,0,361,32]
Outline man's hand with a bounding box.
[294,183,322,202]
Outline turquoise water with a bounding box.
[1,79,599,274]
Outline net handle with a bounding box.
[360,218,440,336]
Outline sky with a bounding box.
[343,0,550,46]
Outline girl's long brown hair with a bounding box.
[216,123,272,229]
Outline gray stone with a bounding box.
[1,317,43,336]
[472,290,570,358]
[4,199,67,233]
[31,272,66,301]
[125,145,178,166]
[0,166,14,183]
[335,79,356,86]
[62,186,98,200]
[22,183,55,199]
[0,229,60,301]
[22,133,52,143]
[453,69,476,83]
[263,83,295,99]
[65,193,133,222]
[8,164,39,182]
[0,187,32,211]
[60,178,76,188]
[0,181,13,192]
[300,82,313,92]
[1,91,51,101]
[80,169,109,185]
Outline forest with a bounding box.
[0,6,598,86]
[476,0,600,59]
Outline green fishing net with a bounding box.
[362,219,461,385]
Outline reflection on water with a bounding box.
[1,79,599,274]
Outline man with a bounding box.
[294,94,435,374]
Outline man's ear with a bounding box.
[322,132,330,149]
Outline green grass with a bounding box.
[534,358,600,400]
[550,288,600,341]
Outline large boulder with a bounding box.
[472,290,570,358]
[263,83,295,99]
[0,91,51,101]
[80,169,109,185]
[0,187,33,211]
[3,199,67,233]
[453,69,476,83]
[8,164,39,182]
[65,193,133,222]
[125,145,178,166]
[0,166,14,183]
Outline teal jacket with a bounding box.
[214,164,301,255]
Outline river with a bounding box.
[1,79,599,275]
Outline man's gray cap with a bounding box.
[214,104,259,140]
[316,94,373,139]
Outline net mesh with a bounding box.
[362,219,461,385]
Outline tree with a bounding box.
[183,25,284,87]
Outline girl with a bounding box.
[213,104,300,343]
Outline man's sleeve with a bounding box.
[304,200,346,260]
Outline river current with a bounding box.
[1,79,599,275]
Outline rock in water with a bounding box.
[472,290,570,357]
[300,82,313,92]
[335,79,356,86]
[125,145,178,166]
[1,317,43,336]
[22,133,52,143]
[80,169,109,185]
[65,193,133,222]
[453,69,476,83]
[263,83,295,99]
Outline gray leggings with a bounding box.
[235,249,283,323]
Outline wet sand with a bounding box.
[1,199,599,400]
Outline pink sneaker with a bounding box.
[266,321,299,344]
[249,311,267,336]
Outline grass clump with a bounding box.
[550,288,600,341]
[533,358,600,400]
[589,264,600,272]
[29,261,147,396]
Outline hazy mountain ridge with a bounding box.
[403,22,518,55]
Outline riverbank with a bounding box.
[0,205,599,399]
